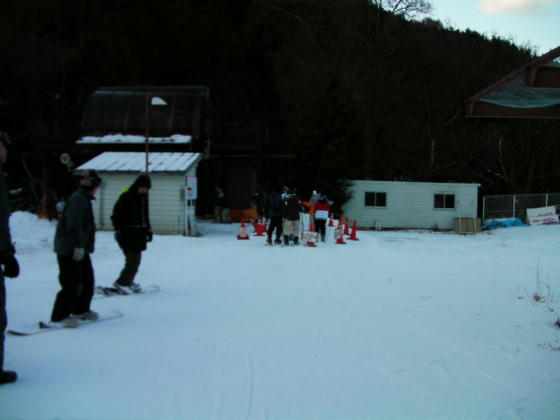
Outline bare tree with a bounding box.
[370,0,432,18]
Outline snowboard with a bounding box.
[95,284,160,297]
[7,310,123,336]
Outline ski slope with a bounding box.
[1,212,559,419]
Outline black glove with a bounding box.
[2,254,19,278]
[146,229,153,242]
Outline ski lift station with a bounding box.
[77,151,202,235]
[343,180,480,231]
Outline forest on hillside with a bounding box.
[1,0,559,207]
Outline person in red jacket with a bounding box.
[313,195,330,242]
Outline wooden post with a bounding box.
[145,94,152,174]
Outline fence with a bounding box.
[482,193,560,221]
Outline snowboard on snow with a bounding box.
[7,310,123,336]
[94,284,160,298]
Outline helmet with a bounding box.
[79,170,102,189]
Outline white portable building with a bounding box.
[77,151,202,235]
[343,180,480,230]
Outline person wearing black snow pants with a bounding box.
[52,254,94,320]
[51,170,101,326]
[0,132,20,385]
[313,195,331,242]
[265,187,284,245]
[112,174,152,294]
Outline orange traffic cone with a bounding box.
[328,215,334,227]
[344,217,350,235]
[335,225,346,244]
[254,218,265,236]
[237,217,250,240]
[348,220,359,241]
[306,219,316,246]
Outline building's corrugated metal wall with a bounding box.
[343,180,479,230]
[93,172,189,234]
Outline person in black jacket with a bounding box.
[51,169,101,327]
[0,133,20,385]
[265,186,284,245]
[283,189,303,246]
[112,174,152,294]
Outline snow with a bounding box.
[1,212,560,419]
[77,133,192,144]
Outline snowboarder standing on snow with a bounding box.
[0,133,20,385]
[314,194,331,242]
[111,174,152,294]
[266,186,284,245]
[50,169,101,327]
[283,188,303,246]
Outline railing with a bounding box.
[482,193,560,221]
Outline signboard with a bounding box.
[185,176,197,200]
[302,230,318,246]
[527,206,559,225]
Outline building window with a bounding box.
[434,193,455,209]
[365,192,387,207]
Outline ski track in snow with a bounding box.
[2,212,560,419]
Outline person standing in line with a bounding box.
[266,186,284,245]
[0,133,20,385]
[112,174,152,294]
[50,169,101,327]
[214,186,225,222]
[309,190,320,207]
[314,194,331,242]
[283,188,303,246]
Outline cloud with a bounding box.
[478,0,555,15]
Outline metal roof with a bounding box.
[77,152,202,173]
[81,86,210,137]
[76,133,192,145]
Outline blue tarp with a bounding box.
[482,218,527,230]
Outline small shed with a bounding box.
[77,151,202,235]
[343,180,480,230]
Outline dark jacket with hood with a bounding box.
[54,187,96,255]
[112,175,151,252]
[266,190,284,218]
[284,193,302,221]
[0,167,13,258]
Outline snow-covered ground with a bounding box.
[1,212,559,419]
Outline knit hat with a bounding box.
[133,174,152,189]
[0,131,11,147]
[79,170,102,189]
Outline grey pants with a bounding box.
[115,251,142,286]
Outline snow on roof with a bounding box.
[77,152,202,173]
[76,133,192,144]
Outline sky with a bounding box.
[427,0,559,55]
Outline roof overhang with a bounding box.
[76,133,192,145]
[77,152,202,173]
[466,46,560,119]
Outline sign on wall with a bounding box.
[185,176,197,200]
